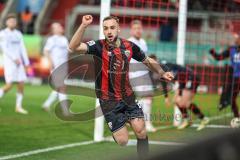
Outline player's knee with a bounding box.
[116,137,128,146]
[6,83,13,88]
[135,127,147,139]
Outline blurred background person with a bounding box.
[209,33,240,119]
[42,22,69,114]
[129,20,156,132]
[20,6,33,34]
[149,55,209,131]
[0,14,30,114]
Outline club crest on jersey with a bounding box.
[124,50,131,57]
[86,40,95,46]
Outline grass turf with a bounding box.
[0,83,237,160]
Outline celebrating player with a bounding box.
[42,22,69,113]
[0,14,30,114]
[68,15,174,159]
[150,55,209,131]
[209,33,240,119]
[128,20,156,132]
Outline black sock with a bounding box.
[176,104,188,119]
[137,136,149,160]
[189,103,204,119]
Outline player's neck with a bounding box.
[106,37,121,49]
[7,27,15,31]
[133,36,141,40]
[54,33,62,36]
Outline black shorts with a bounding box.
[179,79,200,94]
[185,80,199,93]
[99,99,144,133]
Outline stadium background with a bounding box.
[0,0,240,160]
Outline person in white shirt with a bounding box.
[129,20,156,132]
[42,22,69,113]
[0,14,30,114]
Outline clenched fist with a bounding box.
[162,72,174,82]
[81,15,93,27]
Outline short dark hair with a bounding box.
[103,16,119,24]
[6,13,17,20]
[149,54,157,60]
[131,20,142,27]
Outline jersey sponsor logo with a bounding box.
[86,40,95,46]
[233,53,240,63]
[108,122,112,130]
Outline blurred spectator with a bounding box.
[17,0,45,15]
[170,0,179,9]
[0,0,6,12]
[20,6,33,34]
[17,0,45,34]
[159,21,174,42]
[227,0,240,12]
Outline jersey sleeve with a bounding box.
[0,31,3,50]
[44,38,54,52]
[85,40,99,55]
[131,42,146,62]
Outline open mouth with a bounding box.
[108,35,114,41]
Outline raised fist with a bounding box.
[82,15,93,27]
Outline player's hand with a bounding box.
[14,59,21,65]
[81,15,93,27]
[161,72,174,82]
[25,65,30,71]
[209,48,215,55]
[165,97,171,107]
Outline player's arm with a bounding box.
[143,57,174,82]
[68,15,93,54]
[159,80,172,107]
[19,32,30,66]
[43,49,53,69]
[43,38,54,69]
[131,43,174,81]
[209,48,230,61]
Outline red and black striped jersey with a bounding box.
[85,38,146,101]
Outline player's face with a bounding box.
[6,18,17,30]
[131,23,143,39]
[52,23,64,35]
[103,19,119,43]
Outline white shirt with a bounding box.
[128,37,148,53]
[0,28,30,66]
[44,35,68,68]
[0,28,29,83]
[128,37,149,79]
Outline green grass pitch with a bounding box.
[0,83,238,160]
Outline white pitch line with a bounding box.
[155,113,232,130]
[0,141,96,160]
[191,124,231,129]
[208,113,232,121]
[104,138,185,146]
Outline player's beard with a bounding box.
[106,36,120,50]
